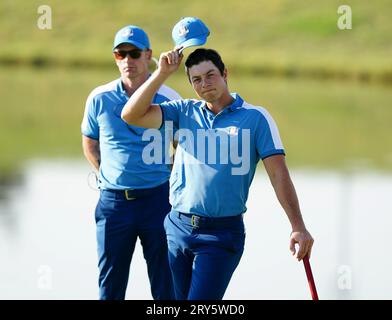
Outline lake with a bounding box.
[1,159,391,299]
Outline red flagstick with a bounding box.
[303,255,319,300]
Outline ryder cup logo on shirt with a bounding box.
[141,122,251,175]
[228,126,239,136]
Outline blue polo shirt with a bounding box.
[82,78,181,190]
[160,93,285,217]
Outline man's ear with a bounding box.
[223,68,228,82]
[145,49,152,60]
[114,56,120,67]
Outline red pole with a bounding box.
[303,255,319,300]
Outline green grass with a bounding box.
[229,76,392,170]
[1,65,392,182]
[1,0,391,179]
[1,0,391,82]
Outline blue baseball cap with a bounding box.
[172,17,210,53]
[113,25,150,51]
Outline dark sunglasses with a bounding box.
[113,49,143,60]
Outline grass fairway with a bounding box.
[1,65,391,181]
[1,0,391,81]
[1,1,391,179]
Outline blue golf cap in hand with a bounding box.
[113,25,150,51]
[172,17,210,54]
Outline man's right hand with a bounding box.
[158,47,183,75]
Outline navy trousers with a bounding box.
[95,181,174,300]
[164,209,245,300]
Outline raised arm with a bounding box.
[262,154,314,261]
[121,49,183,128]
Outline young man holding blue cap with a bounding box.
[81,25,181,300]
[121,25,314,300]
[171,17,210,54]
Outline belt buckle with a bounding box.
[125,190,136,200]
[191,215,200,228]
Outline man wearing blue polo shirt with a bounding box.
[121,48,314,300]
[81,25,181,300]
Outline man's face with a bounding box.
[188,61,227,103]
[113,43,152,80]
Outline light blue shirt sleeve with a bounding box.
[81,94,99,140]
[255,109,285,160]
[159,100,183,130]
